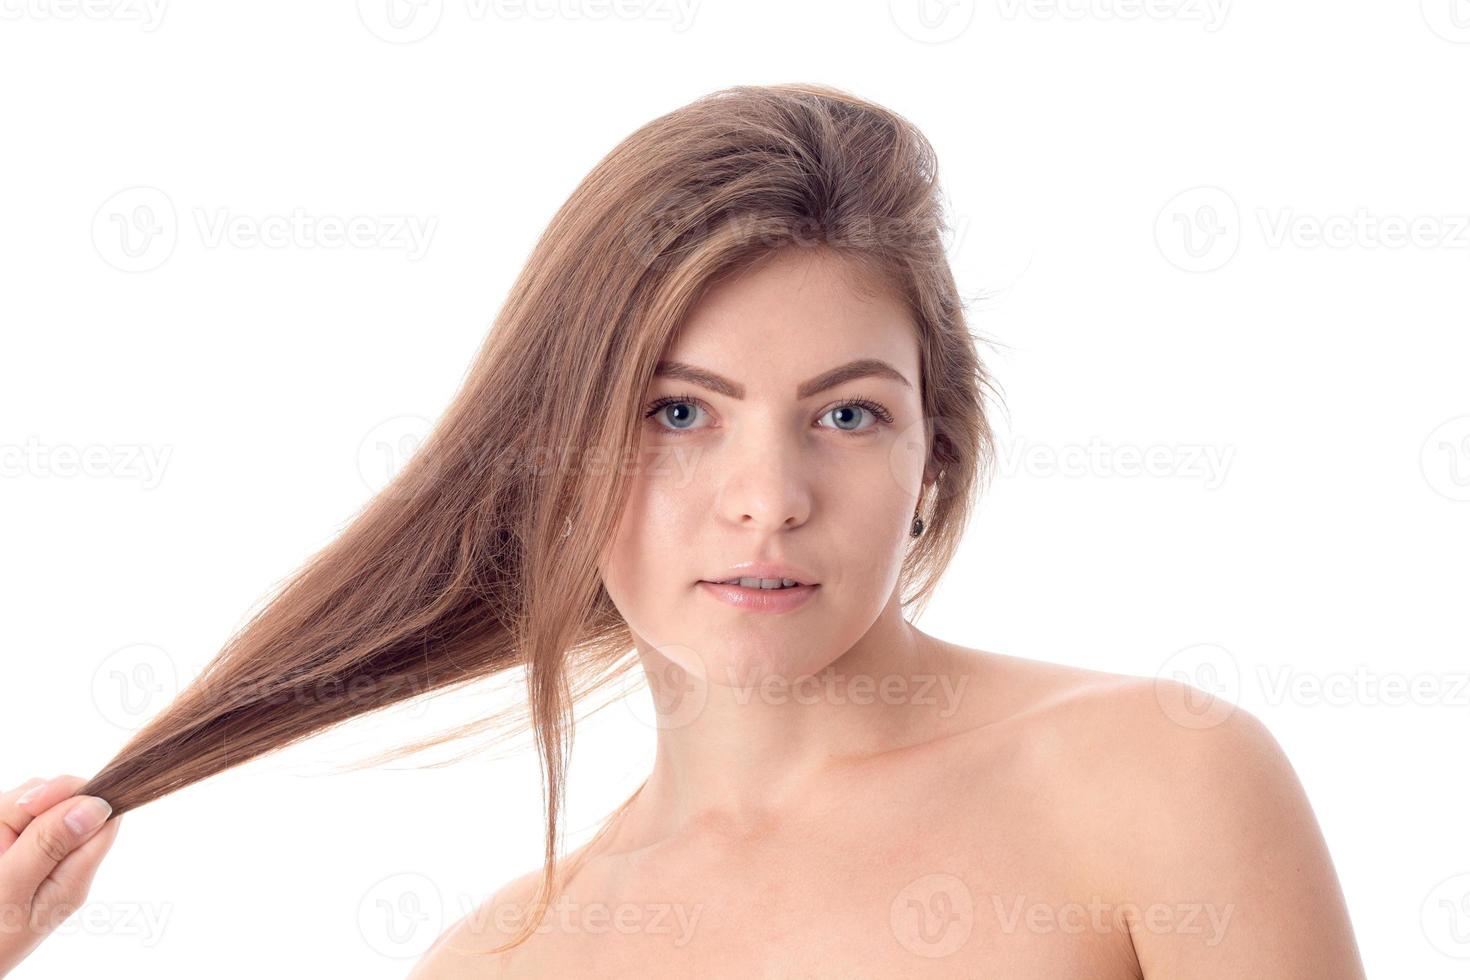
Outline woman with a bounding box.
[2,84,1365,977]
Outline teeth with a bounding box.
[718,577,801,589]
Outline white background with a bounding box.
[2,0,1467,976]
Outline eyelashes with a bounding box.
[642,391,895,435]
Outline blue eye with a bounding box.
[818,402,883,432]
[645,397,708,432]
[642,393,894,435]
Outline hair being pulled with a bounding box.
[76,81,1002,956]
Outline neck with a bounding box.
[613,590,959,851]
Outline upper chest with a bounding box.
[492,746,1142,978]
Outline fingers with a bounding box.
[48,812,123,897]
[0,790,115,902]
[31,813,124,930]
[0,783,123,976]
[0,776,88,857]
[2,780,46,805]
[0,779,46,856]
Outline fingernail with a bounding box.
[64,797,112,835]
[16,778,53,807]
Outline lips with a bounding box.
[698,579,819,613]
[698,562,819,588]
[707,576,804,589]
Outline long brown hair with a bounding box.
[76,81,1001,955]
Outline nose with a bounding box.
[713,428,813,533]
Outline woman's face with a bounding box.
[598,247,932,687]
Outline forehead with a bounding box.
[662,248,920,389]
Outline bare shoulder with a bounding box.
[943,645,1323,845]
[942,645,1366,978]
[405,866,546,980]
[984,652,1307,819]
[938,643,1285,767]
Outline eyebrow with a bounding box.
[652,358,913,400]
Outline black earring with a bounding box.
[910,514,924,538]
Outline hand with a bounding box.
[0,776,122,977]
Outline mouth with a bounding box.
[699,576,815,590]
[695,578,820,613]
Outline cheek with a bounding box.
[844,445,919,526]
[837,486,914,588]
[598,453,699,613]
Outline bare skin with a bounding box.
[0,776,123,977]
[411,636,1366,978]
[411,246,1365,977]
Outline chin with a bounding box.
[691,631,843,690]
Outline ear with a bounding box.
[920,461,940,494]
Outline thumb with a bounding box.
[0,796,114,902]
